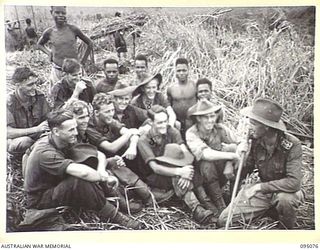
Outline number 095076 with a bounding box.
[300,244,319,248]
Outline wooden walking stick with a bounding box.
[225,129,251,230]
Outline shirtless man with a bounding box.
[37,6,93,89]
[167,58,197,137]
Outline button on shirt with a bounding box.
[131,92,170,110]
[186,123,238,161]
[86,116,124,146]
[244,132,303,194]
[138,126,184,166]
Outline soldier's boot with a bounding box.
[206,181,226,216]
[99,200,142,229]
[116,190,143,214]
[133,179,153,206]
[194,186,219,216]
[193,205,218,225]
[183,190,218,225]
[106,186,143,214]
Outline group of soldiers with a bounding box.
[7,6,305,230]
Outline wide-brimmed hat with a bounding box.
[108,81,137,96]
[187,99,222,118]
[68,143,98,169]
[132,72,162,96]
[155,143,194,167]
[240,98,286,131]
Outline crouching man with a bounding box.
[218,98,304,229]
[23,109,141,229]
[137,105,217,225]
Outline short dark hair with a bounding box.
[47,109,74,130]
[147,105,168,121]
[12,67,37,83]
[134,54,148,68]
[196,78,212,90]
[25,18,31,24]
[64,99,89,116]
[103,58,119,69]
[175,57,189,67]
[92,93,113,111]
[51,6,66,11]
[62,58,81,74]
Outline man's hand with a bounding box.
[73,81,87,96]
[36,120,49,133]
[106,155,126,169]
[106,175,119,189]
[122,146,137,160]
[223,161,235,180]
[221,143,237,152]
[244,183,262,199]
[178,165,194,180]
[177,177,191,190]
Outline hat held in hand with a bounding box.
[155,143,194,167]
[68,143,99,169]
[240,98,286,131]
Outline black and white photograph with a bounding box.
[4,5,315,234]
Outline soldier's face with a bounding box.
[96,103,115,124]
[55,119,78,145]
[114,95,131,111]
[249,119,269,139]
[143,79,158,99]
[19,76,37,97]
[104,63,118,82]
[153,112,168,135]
[175,63,188,82]
[197,84,211,100]
[74,108,90,132]
[51,6,67,25]
[197,112,218,131]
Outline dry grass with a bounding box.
[6,8,314,231]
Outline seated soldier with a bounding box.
[96,58,121,94]
[186,100,240,215]
[85,93,153,206]
[137,105,218,225]
[131,72,177,127]
[50,58,96,109]
[7,67,50,158]
[108,81,149,131]
[64,99,145,213]
[218,98,305,229]
[23,109,141,229]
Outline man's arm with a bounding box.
[37,28,52,59]
[186,127,239,162]
[148,160,194,180]
[167,106,177,127]
[66,162,107,182]
[7,121,49,139]
[72,25,94,65]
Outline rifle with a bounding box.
[225,128,251,230]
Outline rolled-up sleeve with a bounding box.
[260,141,303,193]
[137,135,156,165]
[186,126,210,161]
